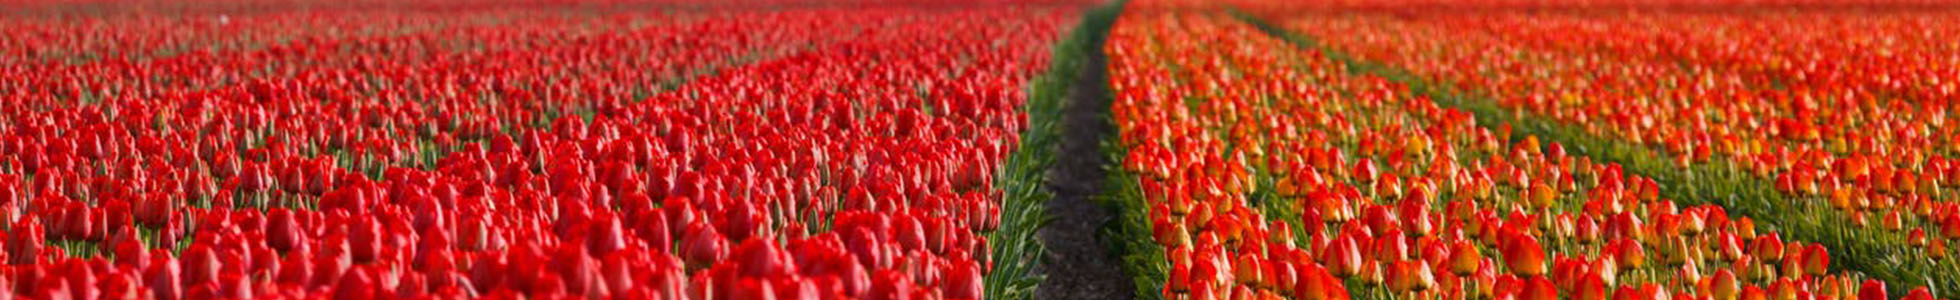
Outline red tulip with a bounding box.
[1504,234,1547,276]
[8,219,44,265]
[682,221,729,270]
[348,220,382,263]
[1741,285,1768,300]
[943,259,982,299]
[1377,232,1410,261]
[1324,235,1364,278]
[1574,274,1608,300]
[1903,287,1934,300]
[267,208,304,252]
[1522,276,1558,300]
[588,215,628,257]
[148,257,182,300]
[1857,280,1886,300]
[278,248,315,285]
[1355,160,1381,182]
[866,269,915,300]
[332,268,376,300]
[182,243,222,287]
[734,238,795,278]
[1167,261,1191,293]
[641,209,674,252]
[113,236,150,269]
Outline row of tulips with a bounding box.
[0,1,1086,298]
[1268,7,1960,292]
[1221,0,1960,11]
[1104,4,1935,299]
[2,8,869,120]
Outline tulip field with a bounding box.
[1097,0,1960,299]
[4,0,1958,298]
[0,0,1092,298]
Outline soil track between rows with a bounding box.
[1033,9,1132,299]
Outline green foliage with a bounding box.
[1098,137,1169,300]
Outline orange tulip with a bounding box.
[1711,269,1740,300]
[1802,244,1829,276]
[1449,240,1483,276]
[1504,234,1547,276]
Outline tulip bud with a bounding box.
[7,219,44,265]
[268,208,304,252]
[149,257,182,300]
[1931,238,1948,261]
[1522,275,1558,300]
[1903,287,1934,300]
[1324,236,1363,278]
[588,216,628,257]
[333,268,376,300]
[1504,234,1547,276]
[1857,280,1886,300]
[1752,235,1784,262]
[680,222,728,270]
[1234,253,1265,287]
[1711,269,1740,300]
[1449,240,1482,276]
[1167,261,1192,293]
[1802,244,1828,276]
[1575,274,1608,300]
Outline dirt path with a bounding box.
[1034,15,1133,299]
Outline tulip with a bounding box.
[1293,265,1329,300]
[1711,269,1740,300]
[1377,232,1410,261]
[332,268,379,300]
[1614,240,1646,270]
[1574,274,1609,300]
[1358,260,1384,286]
[642,209,674,252]
[1449,240,1482,276]
[149,257,183,300]
[1903,288,1934,300]
[1931,238,1949,261]
[1504,234,1547,276]
[1752,235,1784,262]
[1857,280,1886,300]
[1385,260,1434,293]
[1802,244,1829,276]
[1167,261,1192,293]
[1942,216,1960,240]
[867,269,914,300]
[1522,276,1558,300]
[8,219,44,265]
[182,243,223,287]
[681,222,729,270]
[1356,160,1380,183]
[1234,253,1266,287]
[268,208,305,253]
[1271,260,1298,292]
[1325,236,1364,278]
[944,260,982,299]
[734,238,795,278]
[587,216,628,257]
